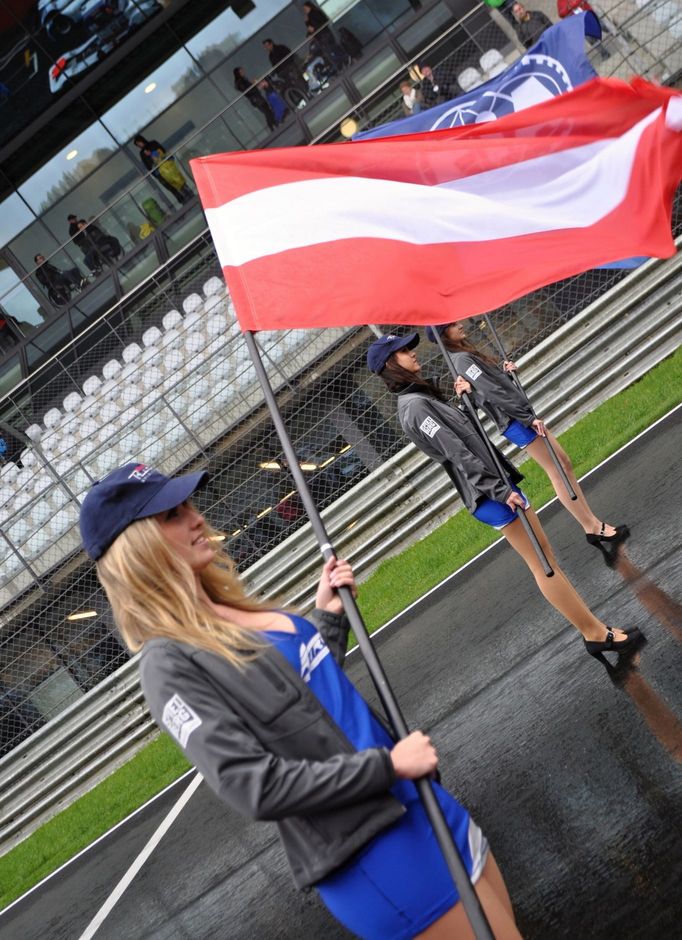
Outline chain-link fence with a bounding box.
[1,1,681,758]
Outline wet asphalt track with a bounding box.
[2,408,681,940]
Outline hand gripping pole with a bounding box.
[482,314,577,501]
[431,327,554,578]
[244,331,495,940]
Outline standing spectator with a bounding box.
[511,2,553,47]
[418,64,448,107]
[400,80,422,116]
[68,213,102,274]
[262,38,308,96]
[133,135,193,205]
[302,2,347,72]
[34,253,87,305]
[258,80,289,125]
[233,67,276,131]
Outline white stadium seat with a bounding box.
[102,359,122,380]
[122,342,143,364]
[458,67,482,92]
[25,424,43,443]
[479,49,505,77]
[203,276,226,297]
[142,326,162,347]
[43,408,62,430]
[182,293,204,316]
[83,375,103,397]
[162,309,183,331]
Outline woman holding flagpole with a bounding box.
[80,463,522,939]
[367,333,640,662]
[426,322,629,564]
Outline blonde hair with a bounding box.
[96,515,268,667]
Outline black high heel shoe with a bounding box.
[584,627,642,663]
[586,523,630,567]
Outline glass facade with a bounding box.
[0,0,487,393]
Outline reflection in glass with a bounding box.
[304,86,352,137]
[100,47,202,143]
[0,193,35,249]
[18,122,118,214]
[185,1,288,72]
[2,281,47,332]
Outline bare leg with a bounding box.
[416,852,522,939]
[501,508,627,642]
[525,433,616,537]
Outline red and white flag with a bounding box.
[191,78,682,331]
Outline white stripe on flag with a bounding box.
[205,109,660,267]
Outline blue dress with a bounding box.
[266,613,488,940]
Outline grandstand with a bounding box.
[0,0,680,825]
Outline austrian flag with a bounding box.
[191,78,682,332]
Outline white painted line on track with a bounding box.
[2,400,679,918]
[76,773,203,940]
[0,767,196,918]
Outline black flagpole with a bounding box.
[430,328,554,578]
[243,330,495,940]
[481,314,577,501]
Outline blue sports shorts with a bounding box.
[502,419,537,448]
[317,783,488,940]
[473,489,530,529]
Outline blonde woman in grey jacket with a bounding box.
[79,463,521,940]
[367,333,639,664]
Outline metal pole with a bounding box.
[431,329,554,578]
[243,330,495,940]
[481,315,577,501]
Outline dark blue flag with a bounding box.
[355,13,599,141]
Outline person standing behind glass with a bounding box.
[133,135,193,205]
[234,67,276,131]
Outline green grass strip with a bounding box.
[1,346,680,909]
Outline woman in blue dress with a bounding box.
[80,463,521,939]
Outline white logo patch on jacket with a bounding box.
[419,416,441,438]
[465,363,482,381]
[299,632,330,683]
[162,693,202,747]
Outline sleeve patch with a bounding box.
[465,363,482,381]
[419,416,441,438]
[162,693,202,747]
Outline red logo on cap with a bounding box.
[129,464,154,482]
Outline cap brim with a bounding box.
[136,470,209,519]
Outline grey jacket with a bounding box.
[450,351,535,433]
[139,608,404,889]
[397,386,523,512]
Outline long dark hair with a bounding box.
[441,330,497,366]
[379,355,446,401]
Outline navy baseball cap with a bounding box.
[425,325,448,342]
[366,332,419,374]
[80,463,209,560]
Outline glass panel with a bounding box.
[135,77,231,165]
[185,1,290,70]
[162,206,208,256]
[0,193,35,250]
[100,48,204,144]
[2,282,47,333]
[303,86,352,137]
[17,122,118,215]
[9,224,85,282]
[352,46,401,97]
[397,2,458,55]
[40,151,152,261]
[177,116,244,170]
[117,241,160,295]
[0,356,21,399]
[24,314,74,369]
[337,0,409,44]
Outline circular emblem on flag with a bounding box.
[430,54,574,129]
